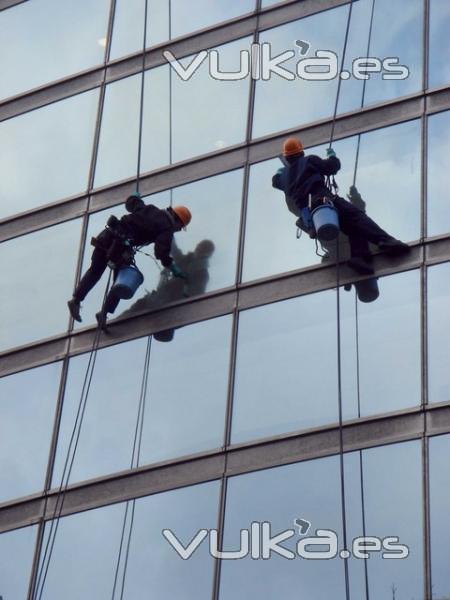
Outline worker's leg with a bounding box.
[73,247,108,302]
[332,196,392,245]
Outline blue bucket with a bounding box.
[311,203,339,242]
[112,266,144,299]
[355,278,379,303]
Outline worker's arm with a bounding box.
[154,230,174,268]
[272,167,285,191]
[308,154,341,176]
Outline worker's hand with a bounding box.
[326,147,336,158]
[170,263,187,279]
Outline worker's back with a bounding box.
[121,204,173,246]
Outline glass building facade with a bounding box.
[0,0,449,598]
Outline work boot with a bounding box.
[68,298,82,323]
[347,256,375,275]
[378,237,410,256]
[95,310,108,331]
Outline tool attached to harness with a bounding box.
[91,215,135,269]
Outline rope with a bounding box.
[329,3,355,599]
[135,0,149,195]
[33,272,113,600]
[111,336,152,599]
[169,0,174,208]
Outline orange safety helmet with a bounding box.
[283,137,304,157]
[172,205,192,228]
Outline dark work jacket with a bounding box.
[272,154,341,215]
[120,205,176,267]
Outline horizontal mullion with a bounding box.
[1,403,449,534]
[3,88,448,243]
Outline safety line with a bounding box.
[330,2,355,599]
[33,272,113,600]
[135,0,149,195]
[111,335,152,600]
[169,0,174,208]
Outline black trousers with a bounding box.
[312,193,391,259]
[74,230,124,315]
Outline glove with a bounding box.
[326,147,336,158]
[170,263,186,279]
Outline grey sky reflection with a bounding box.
[0,525,37,599]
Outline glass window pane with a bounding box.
[220,455,346,598]
[171,0,255,38]
[342,270,421,418]
[429,0,450,89]
[94,67,170,188]
[348,441,423,600]
[428,262,450,404]
[172,37,251,162]
[429,434,450,598]
[77,171,242,328]
[0,526,37,599]
[0,363,61,504]
[232,291,339,444]
[0,0,109,100]
[428,111,450,237]
[0,90,99,220]
[110,0,169,61]
[40,482,219,599]
[0,219,82,353]
[54,318,230,484]
[140,316,232,463]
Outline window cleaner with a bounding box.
[67,193,192,328]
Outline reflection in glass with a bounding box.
[139,316,232,463]
[94,66,170,188]
[40,482,219,599]
[0,219,82,352]
[172,37,251,162]
[0,0,109,100]
[220,456,346,598]
[53,338,150,485]
[341,270,421,418]
[429,434,450,599]
[0,526,37,599]
[110,0,169,60]
[428,263,450,404]
[0,363,61,504]
[428,111,450,237]
[79,171,242,328]
[352,120,421,243]
[231,291,339,444]
[357,441,423,599]
[429,0,450,89]
[0,90,99,220]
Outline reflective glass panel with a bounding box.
[428,110,450,237]
[231,290,339,444]
[171,0,255,39]
[110,0,169,60]
[429,434,450,598]
[172,37,251,162]
[345,441,423,600]
[40,482,219,599]
[0,526,37,599]
[0,90,99,220]
[140,316,232,463]
[0,363,61,504]
[341,269,421,418]
[94,66,170,188]
[0,219,82,352]
[428,262,450,404]
[220,455,346,598]
[338,0,422,113]
[0,0,109,100]
[53,337,150,485]
[429,0,450,89]
[54,317,230,484]
[79,171,242,328]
